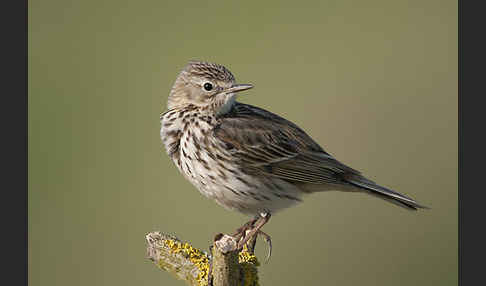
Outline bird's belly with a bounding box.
[176,138,303,215]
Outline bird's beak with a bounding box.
[225,84,253,94]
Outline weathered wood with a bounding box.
[211,234,241,286]
[145,231,260,286]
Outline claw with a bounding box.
[231,213,273,262]
[257,230,272,263]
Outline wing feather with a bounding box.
[214,103,361,185]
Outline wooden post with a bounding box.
[145,231,260,286]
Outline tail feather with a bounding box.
[345,176,428,211]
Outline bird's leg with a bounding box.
[236,213,271,251]
[231,213,273,261]
[232,215,259,242]
[243,228,272,262]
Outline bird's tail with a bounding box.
[345,175,428,211]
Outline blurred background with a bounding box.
[29,1,457,285]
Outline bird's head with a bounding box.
[167,61,253,115]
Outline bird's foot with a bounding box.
[255,230,272,263]
[232,217,258,241]
[233,213,273,262]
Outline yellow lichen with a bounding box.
[162,239,259,286]
[238,245,260,286]
[163,239,210,286]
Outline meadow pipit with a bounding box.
[160,61,426,252]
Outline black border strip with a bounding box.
[2,0,28,285]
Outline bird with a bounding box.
[160,60,427,255]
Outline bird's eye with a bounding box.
[203,82,213,91]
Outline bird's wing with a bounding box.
[214,103,361,185]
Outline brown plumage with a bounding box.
[160,61,427,251]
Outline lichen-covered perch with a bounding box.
[145,231,260,286]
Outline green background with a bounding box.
[29,1,457,285]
